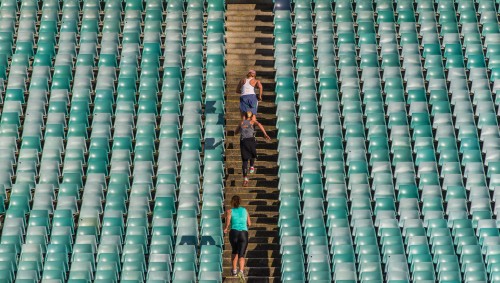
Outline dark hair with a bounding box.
[231,195,241,208]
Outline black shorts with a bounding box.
[240,138,257,161]
[229,229,249,257]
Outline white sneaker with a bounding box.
[237,271,245,283]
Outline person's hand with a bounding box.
[258,96,263,101]
[264,134,271,140]
[224,228,229,234]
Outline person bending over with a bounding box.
[235,111,270,186]
[236,69,263,121]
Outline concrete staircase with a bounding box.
[223,2,280,283]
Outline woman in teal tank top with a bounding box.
[224,195,251,282]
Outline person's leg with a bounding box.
[249,158,255,174]
[237,231,249,281]
[229,230,239,275]
[252,95,258,115]
[242,159,248,177]
[249,138,257,175]
[238,257,245,274]
[242,159,249,185]
[231,254,238,274]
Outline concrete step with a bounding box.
[224,193,280,200]
[223,249,280,259]
[233,229,279,238]
[225,187,280,194]
[223,146,277,154]
[226,136,276,144]
[226,49,275,56]
[249,216,279,224]
[225,121,276,128]
[226,198,280,207]
[224,148,278,158]
[223,257,281,267]
[225,120,276,127]
[223,159,276,168]
[225,131,277,138]
[225,77,276,84]
[226,36,274,44]
[225,171,278,180]
[232,212,280,220]
[225,21,274,27]
[225,118,273,126]
[226,26,274,33]
[223,64,275,71]
[224,187,279,195]
[225,31,274,39]
[226,54,275,61]
[225,181,279,190]
[224,112,276,120]
[226,3,274,11]
[225,137,278,147]
[224,14,274,22]
[225,59,275,67]
[225,169,278,177]
[225,43,275,50]
[224,276,280,283]
[236,204,279,212]
[223,242,280,252]
[223,267,281,277]
[225,70,276,79]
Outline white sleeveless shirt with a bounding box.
[241,78,256,96]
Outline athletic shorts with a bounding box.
[240,137,257,161]
[240,94,258,115]
[229,229,249,257]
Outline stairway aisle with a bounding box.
[223,2,281,283]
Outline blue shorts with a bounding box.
[240,94,258,115]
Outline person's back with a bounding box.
[240,119,254,140]
[231,207,248,231]
[241,78,256,96]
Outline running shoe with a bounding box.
[237,271,245,283]
[249,166,255,174]
[243,177,249,186]
[231,270,238,277]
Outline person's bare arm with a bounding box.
[247,209,251,227]
[253,121,270,140]
[224,209,232,234]
[234,122,241,135]
[256,80,263,101]
[235,79,244,94]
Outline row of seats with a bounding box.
[276,0,500,282]
[0,0,226,282]
[276,1,335,282]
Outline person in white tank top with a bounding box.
[236,69,263,121]
[241,78,256,96]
